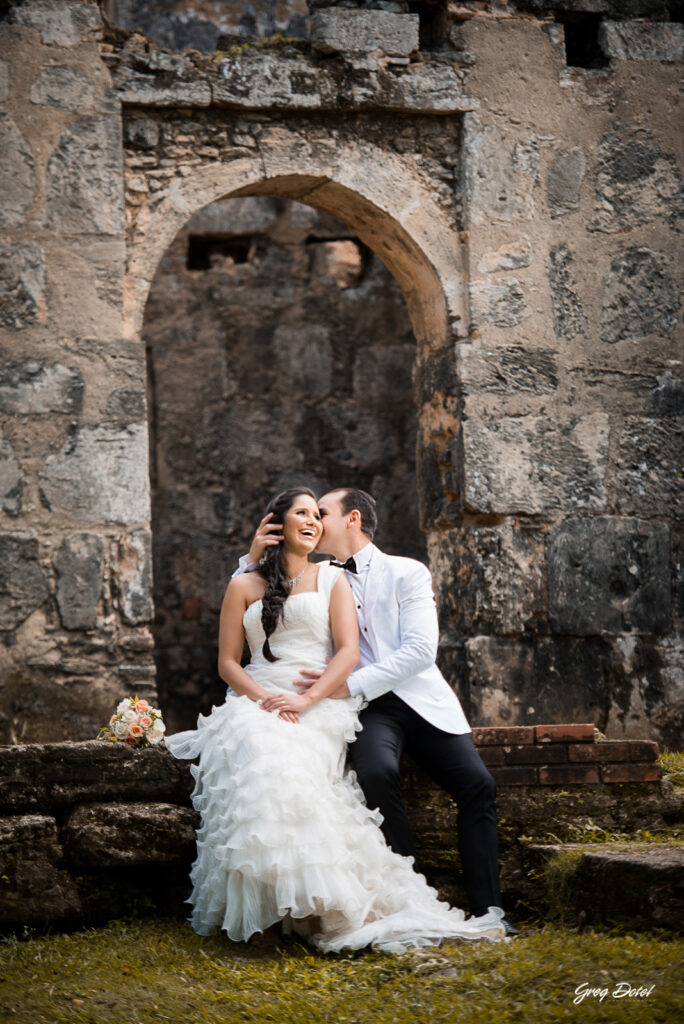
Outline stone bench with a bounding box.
[0,728,680,932]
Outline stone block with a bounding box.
[600,248,678,344]
[458,344,558,397]
[428,523,546,635]
[123,116,160,150]
[490,766,539,786]
[39,424,150,524]
[0,815,80,929]
[353,345,414,403]
[54,532,104,630]
[547,147,585,218]
[469,278,529,329]
[105,388,146,419]
[0,360,83,414]
[462,124,538,225]
[0,436,22,515]
[460,413,609,515]
[590,130,684,234]
[29,64,95,109]
[0,243,46,329]
[63,802,197,868]
[476,240,531,274]
[413,348,458,406]
[599,21,684,63]
[116,528,154,625]
[651,373,684,416]
[0,742,192,815]
[0,114,35,229]
[466,636,612,729]
[185,196,281,236]
[547,244,588,341]
[0,535,49,631]
[311,10,419,57]
[547,517,670,636]
[615,417,683,518]
[46,116,125,235]
[8,1,102,47]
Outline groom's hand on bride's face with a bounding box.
[248,512,283,564]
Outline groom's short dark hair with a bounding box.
[338,488,378,540]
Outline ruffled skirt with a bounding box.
[165,694,505,952]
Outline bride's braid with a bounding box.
[257,487,316,663]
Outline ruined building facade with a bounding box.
[0,0,682,745]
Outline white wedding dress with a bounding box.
[165,562,505,952]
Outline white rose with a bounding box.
[148,720,166,744]
[121,708,137,723]
[116,699,131,715]
[113,720,128,739]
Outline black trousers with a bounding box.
[348,692,501,917]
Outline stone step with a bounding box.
[529,842,684,932]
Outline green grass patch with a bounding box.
[1,918,682,1024]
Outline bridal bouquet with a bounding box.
[97,696,166,748]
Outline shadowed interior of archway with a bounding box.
[144,195,426,733]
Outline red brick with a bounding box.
[539,765,599,785]
[535,723,595,743]
[627,741,659,762]
[505,744,567,765]
[601,764,662,783]
[489,766,539,786]
[472,726,536,746]
[568,742,630,763]
[478,746,505,766]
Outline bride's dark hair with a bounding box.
[257,486,317,663]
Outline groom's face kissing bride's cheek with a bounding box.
[317,491,351,558]
[282,494,323,555]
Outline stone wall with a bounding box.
[1,729,678,932]
[0,0,682,747]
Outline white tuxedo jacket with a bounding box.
[346,546,471,735]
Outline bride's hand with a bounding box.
[256,700,300,724]
[261,692,313,714]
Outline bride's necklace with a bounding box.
[285,566,306,589]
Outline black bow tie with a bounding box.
[330,556,358,574]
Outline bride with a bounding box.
[165,487,505,952]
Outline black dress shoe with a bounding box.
[501,918,521,937]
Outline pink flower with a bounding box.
[139,715,152,729]
[135,699,149,713]
[128,723,143,738]
[125,736,138,746]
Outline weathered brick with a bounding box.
[505,744,567,766]
[489,766,539,786]
[539,765,600,785]
[602,764,662,784]
[628,741,660,762]
[477,746,505,766]
[536,724,595,744]
[472,726,536,746]
[568,742,630,763]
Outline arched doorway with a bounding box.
[125,140,467,729]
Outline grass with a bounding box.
[1,918,682,1024]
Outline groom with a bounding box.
[238,487,512,930]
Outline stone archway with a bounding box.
[124,133,468,349]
